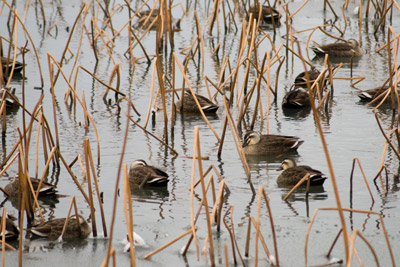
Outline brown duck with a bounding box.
[175,90,218,113]
[311,39,363,58]
[30,215,91,241]
[277,158,327,186]
[129,159,169,187]
[3,176,57,197]
[242,131,304,155]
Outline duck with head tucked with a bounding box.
[294,66,322,88]
[129,159,169,188]
[242,131,304,156]
[282,86,310,108]
[310,39,363,58]
[175,90,218,114]
[277,158,327,186]
[29,215,92,241]
[247,4,280,25]
[3,175,57,198]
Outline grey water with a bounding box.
[1,0,400,266]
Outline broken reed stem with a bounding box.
[123,164,136,266]
[283,173,310,201]
[254,187,263,266]
[349,158,375,203]
[4,12,18,88]
[194,126,215,266]
[249,216,271,261]
[222,207,237,265]
[203,179,225,249]
[48,58,60,150]
[1,209,6,263]
[52,3,87,87]
[144,57,158,128]
[182,171,215,256]
[348,229,380,267]
[261,188,279,266]
[3,2,44,87]
[102,92,131,267]
[144,227,196,259]
[155,57,169,144]
[374,113,400,160]
[127,115,178,155]
[103,64,121,101]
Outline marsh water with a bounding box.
[1,0,400,266]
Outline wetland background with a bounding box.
[0,0,400,266]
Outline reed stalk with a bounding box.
[305,207,395,266]
[123,164,136,266]
[1,209,6,264]
[102,90,131,267]
[349,158,375,203]
[295,41,350,264]
[84,139,97,237]
[2,2,44,87]
[52,3,87,87]
[47,54,101,162]
[144,227,196,259]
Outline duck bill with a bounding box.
[241,141,248,148]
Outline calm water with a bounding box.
[1,0,400,266]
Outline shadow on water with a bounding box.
[278,185,328,202]
[282,106,311,120]
[130,186,169,202]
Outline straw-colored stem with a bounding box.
[123,164,136,266]
[144,228,196,259]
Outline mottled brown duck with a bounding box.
[277,158,327,186]
[247,5,280,25]
[242,131,304,155]
[29,215,91,241]
[311,39,363,58]
[3,176,57,197]
[129,159,169,187]
[282,87,310,108]
[175,90,218,113]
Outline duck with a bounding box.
[294,66,321,88]
[242,131,304,155]
[0,87,19,109]
[1,57,24,75]
[122,231,148,252]
[29,215,91,241]
[3,175,57,198]
[277,158,327,186]
[357,85,400,103]
[282,86,310,108]
[0,216,20,241]
[129,159,169,187]
[247,5,280,25]
[175,90,218,113]
[310,39,363,58]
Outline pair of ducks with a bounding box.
[243,131,326,186]
[1,176,92,241]
[0,214,91,241]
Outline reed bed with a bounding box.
[0,0,399,266]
